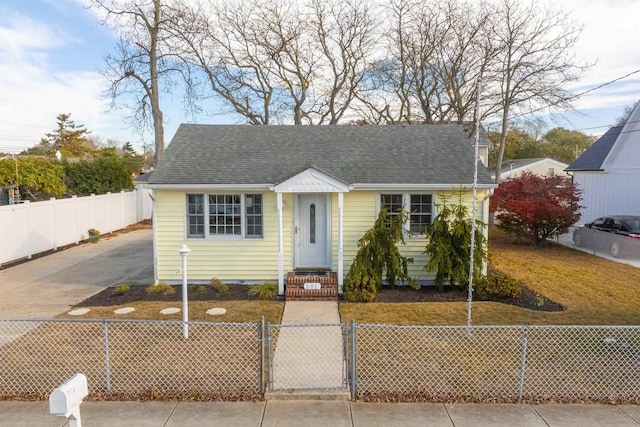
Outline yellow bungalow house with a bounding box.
[145,125,496,297]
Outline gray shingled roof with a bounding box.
[148,124,495,186]
[566,126,622,171]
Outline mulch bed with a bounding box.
[74,284,279,307]
[77,283,564,312]
[372,284,565,311]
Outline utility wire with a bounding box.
[483,68,640,127]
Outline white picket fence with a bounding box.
[0,186,152,266]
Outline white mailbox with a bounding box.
[49,373,88,420]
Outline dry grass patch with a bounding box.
[58,301,283,324]
[489,229,640,324]
[340,228,640,326]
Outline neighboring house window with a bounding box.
[548,168,555,176]
[380,193,434,235]
[186,194,263,239]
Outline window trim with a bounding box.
[186,193,264,240]
[379,192,435,237]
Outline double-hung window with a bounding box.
[187,193,263,239]
[381,193,433,235]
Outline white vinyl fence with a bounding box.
[0,186,152,266]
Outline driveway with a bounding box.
[0,229,153,319]
[554,227,640,268]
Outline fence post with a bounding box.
[50,198,57,250]
[351,320,357,399]
[72,196,78,244]
[517,325,529,401]
[342,322,349,390]
[90,194,96,235]
[260,316,265,395]
[25,201,32,259]
[266,322,272,392]
[121,191,126,230]
[107,192,112,233]
[102,320,111,392]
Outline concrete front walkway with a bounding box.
[2,400,640,427]
[269,301,345,392]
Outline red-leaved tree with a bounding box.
[490,172,582,245]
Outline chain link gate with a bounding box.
[266,322,350,392]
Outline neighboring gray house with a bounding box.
[566,101,640,223]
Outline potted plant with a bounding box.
[88,228,100,243]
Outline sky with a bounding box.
[1,0,639,155]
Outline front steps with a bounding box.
[285,271,339,301]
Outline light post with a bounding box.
[178,245,191,339]
[13,154,19,203]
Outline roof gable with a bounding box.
[148,124,495,188]
[602,101,640,170]
[272,167,351,193]
[566,126,622,171]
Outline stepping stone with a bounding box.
[207,307,227,316]
[68,308,90,316]
[114,307,135,315]
[160,307,180,315]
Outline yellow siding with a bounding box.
[403,189,490,279]
[334,190,490,282]
[155,189,490,283]
[331,192,378,274]
[155,190,292,282]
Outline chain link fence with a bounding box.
[1,319,639,403]
[0,319,262,400]
[572,227,640,261]
[267,323,348,391]
[354,324,640,403]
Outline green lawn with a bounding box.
[340,228,640,326]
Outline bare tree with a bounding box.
[172,0,377,125]
[91,0,191,166]
[615,101,639,126]
[308,0,378,124]
[356,0,493,125]
[487,0,589,184]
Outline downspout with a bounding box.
[338,192,344,293]
[481,188,495,275]
[149,192,158,284]
[277,192,284,295]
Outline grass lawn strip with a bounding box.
[341,229,640,326]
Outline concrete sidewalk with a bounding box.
[0,229,153,319]
[2,400,639,427]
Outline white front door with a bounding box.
[295,193,330,269]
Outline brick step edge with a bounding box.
[286,273,338,286]
[285,287,338,301]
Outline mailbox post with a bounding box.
[49,373,88,427]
